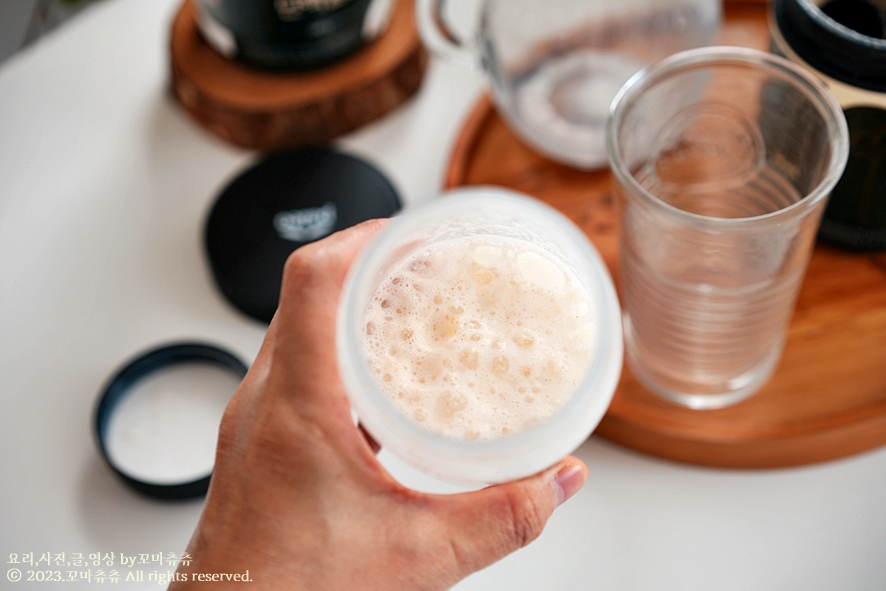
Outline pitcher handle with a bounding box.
[415,0,480,70]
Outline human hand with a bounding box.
[170,220,588,591]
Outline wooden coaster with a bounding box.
[446,3,886,468]
[170,0,427,149]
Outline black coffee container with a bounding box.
[771,0,886,250]
[196,0,392,70]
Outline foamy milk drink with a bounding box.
[337,188,622,483]
[363,236,594,440]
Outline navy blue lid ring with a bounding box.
[93,342,248,500]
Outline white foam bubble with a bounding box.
[362,235,596,440]
[516,251,566,290]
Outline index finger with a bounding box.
[269,218,389,401]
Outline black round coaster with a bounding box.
[205,147,401,323]
[94,343,248,500]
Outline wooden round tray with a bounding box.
[170,0,427,150]
[445,3,886,468]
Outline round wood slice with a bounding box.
[445,3,886,468]
[170,0,427,149]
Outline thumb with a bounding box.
[441,458,588,574]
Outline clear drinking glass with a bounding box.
[416,0,720,169]
[607,47,849,410]
[337,187,622,483]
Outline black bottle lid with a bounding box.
[205,146,401,323]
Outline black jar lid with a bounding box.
[205,146,401,323]
[773,0,886,93]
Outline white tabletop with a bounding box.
[1,1,885,589]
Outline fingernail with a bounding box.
[554,465,586,506]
